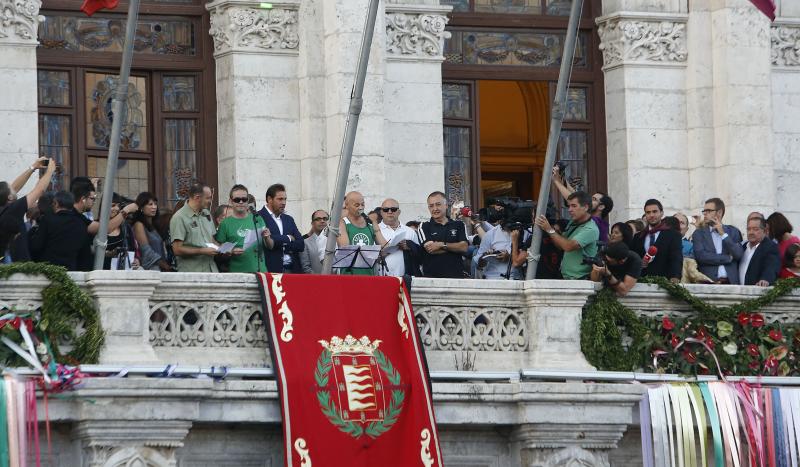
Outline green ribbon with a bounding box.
[699,382,724,467]
[0,380,8,467]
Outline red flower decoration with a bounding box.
[750,314,765,328]
[696,327,708,339]
[684,351,697,364]
[765,355,778,369]
[737,313,750,326]
[662,317,675,331]
[670,334,680,348]
[705,336,715,349]
[769,329,784,342]
[24,319,33,333]
[10,317,21,330]
[0,319,7,329]
[748,360,760,370]
[747,344,760,357]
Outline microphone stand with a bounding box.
[250,206,266,272]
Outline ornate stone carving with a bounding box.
[207,3,299,57]
[413,306,527,351]
[386,11,451,60]
[0,0,43,45]
[772,24,800,67]
[596,15,688,70]
[149,301,267,348]
[522,446,611,467]
[75,420,191,467]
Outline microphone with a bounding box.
[361,212,372,224]
[643,245,658,267]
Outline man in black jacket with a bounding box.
[30,191,91,270]
[739,217,780,286]
[257,183,304,273]
[631,199,683,283]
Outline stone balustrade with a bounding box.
[2,271,799,466]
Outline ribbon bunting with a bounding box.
[642,383,800,467]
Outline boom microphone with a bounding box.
[643,245,658,267]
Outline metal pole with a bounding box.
[93,0,141,270]
[525,0,584,280]
[321,0,381,274]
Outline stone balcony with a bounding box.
[2,271,799,466]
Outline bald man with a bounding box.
[377,198,420,276]
[337,191,387,275]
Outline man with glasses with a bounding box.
[692,197,743,284]
[215,184,273,273]
[377,199,420,277]
[300,210,329,274]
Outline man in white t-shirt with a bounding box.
[377,198,418,276]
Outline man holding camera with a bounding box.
[534,191,599,280]
[474,222,520,280]
[589,242,642,296]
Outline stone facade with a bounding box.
[3,271,800,465]
[599,0,800,227]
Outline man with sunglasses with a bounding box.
[377,199,420,276]
[215,184,274,273]
[300,210,328,274]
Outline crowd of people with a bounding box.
[1,158,798,295]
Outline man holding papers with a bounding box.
[215,184,274,272]
[377,198,420,276]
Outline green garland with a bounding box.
[0,262,104,364]
[581,277,800,372]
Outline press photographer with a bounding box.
[588,241,641,297]
[473,197,533,280]
[533,191,599,280]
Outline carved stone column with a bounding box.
[383,3,451,219]
[0,0,44,191]
[74,420,191,467]
[596,8,690,221]
[770,15,800,221]
[86,270,161,364]
[205,0,301,208]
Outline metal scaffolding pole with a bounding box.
[321,0,381,274]
[92,0,141,270]
[525,0,584,280]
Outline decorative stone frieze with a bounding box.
[149,301,268,348]
[74,420,192,467]
[385,4,451,61]
[413,305,527,351]
[596,13,688,70]
[521,446,611,467]
[206,0,299,58]
[0,0,44,46]
[772,23,800,67]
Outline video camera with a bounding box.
[581,245,607,267]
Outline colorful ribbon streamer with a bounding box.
[642,382,800,467]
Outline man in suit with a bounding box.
[739,217,780,286]
[300,209,328,274]
[258,183,304,273]
[632,199,683,283]
[692,197,744,283]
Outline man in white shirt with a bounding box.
[377,198,418,276]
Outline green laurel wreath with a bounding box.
[314,348,405,439]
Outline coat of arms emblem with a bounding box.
[315,335,405,439]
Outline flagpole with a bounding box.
[321,0,381,275]
[93,0,141,270]
[525,0,583,280]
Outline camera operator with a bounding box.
[474,221,521,280]
[589,241,642,297]
[534,191,599,280]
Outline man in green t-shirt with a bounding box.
[336,191,387,275]
[215,184,274,273]
[534,190,599,279]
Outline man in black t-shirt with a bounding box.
[416,191,468,278]
[0,158,56,262]
[589,241,642,297]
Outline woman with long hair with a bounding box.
[766,212,800,259]
[132,192,173,272]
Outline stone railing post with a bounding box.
[524,281,596,370]
[86,270,161,364]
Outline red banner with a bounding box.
[257,273,442,467]
[750,0,776,21]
